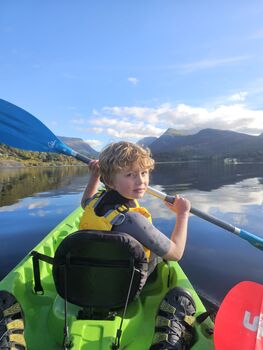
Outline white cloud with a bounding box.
[76,127,103,133]
[0,199,49,212]
[100,102,263,135]
[28,200,49,209]
[91,117,124,127]
[171,56,252,74]
[0,202,23,212]
[75,93,263,144]
[85,139,102,148]
[106,124,165,139]
[229,91,248,102]
[128,77,139,85]
[71,118,86,125]
[29,209,50,217]
[185,178,263,216]
[168,103,262,134]
[100,104,173,124]
[142,178,263,229]
[143,178,263,222]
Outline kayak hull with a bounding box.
[0,207,214,349]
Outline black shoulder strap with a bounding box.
[95,190,136,216]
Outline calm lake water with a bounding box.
[0,162,263,307]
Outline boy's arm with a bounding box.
[81,160,100,209]
[114,196,190,261]
[162,196,190,261]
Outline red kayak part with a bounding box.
[214,281,263,350]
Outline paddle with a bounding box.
[1,98,263,251]
[214,281,263,350]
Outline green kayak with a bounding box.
[0,207,214,350]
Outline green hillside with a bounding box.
[0,144,81,167]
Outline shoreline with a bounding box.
[2,158,263,169]
[0,159,84,168]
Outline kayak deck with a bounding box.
[0,208,214,349]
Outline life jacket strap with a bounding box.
[104,205,127,226]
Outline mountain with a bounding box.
[58,137,99,158]
[137,129,185,148]
[162,128,184,136]
[137,136,157,148]
[149,128,263,161]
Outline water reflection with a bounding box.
[0,162,263,306]
[0,166,88,206]
[151,162,263,305]
[152,161,263,192]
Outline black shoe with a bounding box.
[149,287,196,350]
[0,291,26,350]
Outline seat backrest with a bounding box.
[52,230,148,309]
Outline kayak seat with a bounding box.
[31,230,148,350]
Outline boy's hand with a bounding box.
[88,160,100,178]
[81,160,100,208]
[164,195,191,216]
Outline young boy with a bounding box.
[79,141,190,269]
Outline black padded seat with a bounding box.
[52,230,148,309]
[32,230,148,310]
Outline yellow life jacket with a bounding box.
[79,191,152,260]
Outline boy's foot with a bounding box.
[0,290,27,350]
[150,287,196,350]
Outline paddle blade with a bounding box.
[0,99,72,155]
[214,281,263,350]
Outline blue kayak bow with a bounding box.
[0,98,263,251]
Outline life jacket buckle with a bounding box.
[116,205,128,214]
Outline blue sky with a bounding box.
[1,1,263,150]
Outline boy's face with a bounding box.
[111,164,149,199]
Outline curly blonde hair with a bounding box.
[99,141,155,187]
